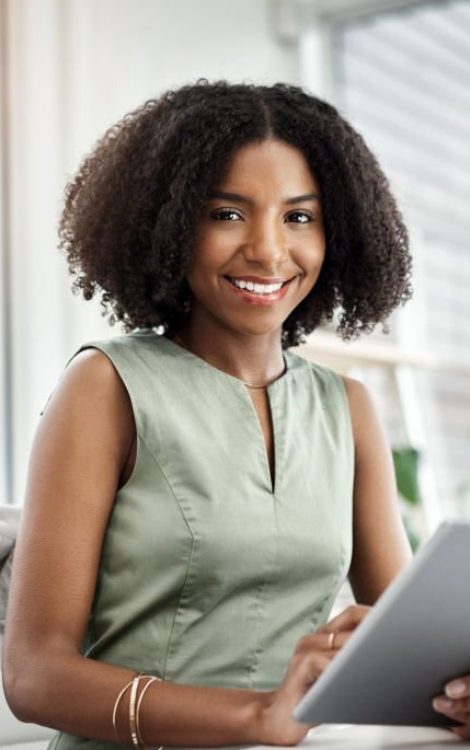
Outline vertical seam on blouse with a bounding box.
[139,437,196,680]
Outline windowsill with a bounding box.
[294,329,440,373]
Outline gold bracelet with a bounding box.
[129,675,142,747]
[136,676,163,749]
[112,672,144,745]
[112,679,135,744]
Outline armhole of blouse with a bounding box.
[77,344,141,493]
[40,343,141,491]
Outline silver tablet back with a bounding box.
[293,522,470,727]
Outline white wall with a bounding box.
[4,0,303,503]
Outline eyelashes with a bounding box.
[210,208,242,221]
[209,208,315,224]
[287,210,315,224]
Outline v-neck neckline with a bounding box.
[246,387,277,494]
[157,333,293,495]
[159,332,292,392]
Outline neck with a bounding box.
[173,314,285,387]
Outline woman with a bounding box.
[3,80,467,747]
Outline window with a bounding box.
[329,0,470,522]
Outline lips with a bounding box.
[222,275,296,307]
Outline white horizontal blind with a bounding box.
[332,0,470,519]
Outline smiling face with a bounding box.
[185,138,326,341]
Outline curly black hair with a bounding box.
[60,79,412,348]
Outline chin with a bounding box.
[223,319,285,339]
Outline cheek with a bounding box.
[297,238,326,276]
[188,229,237,278]
[185,251,226,302]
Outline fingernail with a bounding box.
[446,681,466,698]
[433,698,453,711]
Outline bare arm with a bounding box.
[343,377,412,605]
[2,352,374,747]
[2,350,266,746]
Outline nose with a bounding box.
[241,217,288,270]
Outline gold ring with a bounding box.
[327,631,337,650]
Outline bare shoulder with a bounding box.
[41,347,135,454]
[53,347,128,405]
[27,345,136,522]
[341,374,378,429]
[341,374,373,409]
[340,375,392,474]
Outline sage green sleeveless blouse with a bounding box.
[49,329,354,750]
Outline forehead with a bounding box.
[219,139,320,193]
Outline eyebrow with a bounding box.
[208,191,320,205]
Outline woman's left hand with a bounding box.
[433,676,470,739]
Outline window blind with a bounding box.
[332,0,470,519]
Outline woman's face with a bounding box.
[186,138,326,339]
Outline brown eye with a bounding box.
[210,208,243,221]
[286,211,313,224]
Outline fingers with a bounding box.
[283,647,333,697]
[445,679,470,701]
[297,651,332,689]
[433,677,470,737]
[325,604,371,633]
[295,606,371,657]
[433,694,470,716]
[296,629,350,654]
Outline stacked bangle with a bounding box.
[136,676,160,748]
[112,672,163,749]
[112,674,140,744]
[129,675,141,747]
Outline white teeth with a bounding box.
[230,278,284,294]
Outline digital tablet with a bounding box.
[293,521,470,728]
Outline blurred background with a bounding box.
[1,0,469,547]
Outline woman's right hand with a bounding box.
[258,605,371,746]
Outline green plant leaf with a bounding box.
[392,447,421,505]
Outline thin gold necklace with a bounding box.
[172,334,286,389]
